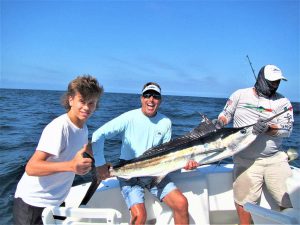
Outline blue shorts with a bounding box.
[118,175,177,209]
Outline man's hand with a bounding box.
[96,164,111,180]
[184,160,199,170]
[212,119,225,129]
[253,119,269,135]
[71,144,93,175]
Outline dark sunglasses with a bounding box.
[142,93,161,100]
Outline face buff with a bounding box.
[254,66,280,98]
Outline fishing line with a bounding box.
[246,55,257,80]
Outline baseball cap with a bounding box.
[142,84,161,94]
[264,65,287,81]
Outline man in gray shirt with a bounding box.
[213,64,294,225]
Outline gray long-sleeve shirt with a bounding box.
[218,87,294,160]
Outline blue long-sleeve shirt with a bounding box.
[92,108,172,166]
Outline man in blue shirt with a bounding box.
[92,82,197,225]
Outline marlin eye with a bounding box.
[241,129,246,134]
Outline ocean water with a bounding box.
[0,88,299,224]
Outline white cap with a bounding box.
[142,84,161,94]
[264,65,287,81]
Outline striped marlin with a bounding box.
[110,107,292,180]
[80,107,292,205]
[110,115,254,179]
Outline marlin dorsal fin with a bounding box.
[135,114,217,161]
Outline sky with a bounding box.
[1,0,299,102]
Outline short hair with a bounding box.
[61,75,103,111]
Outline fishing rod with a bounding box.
[264,106,293,123]
[246,55,257,80]
[246,106,293,128]
[80,151,100,205]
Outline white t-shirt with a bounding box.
[15,113,88,207]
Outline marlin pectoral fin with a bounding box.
[215,160,223,167]
[199,147,227,165]
[205,147,226,154]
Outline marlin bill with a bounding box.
[110,115,256,179]
[110,108,291,180]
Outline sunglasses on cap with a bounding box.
[142,93,161,100]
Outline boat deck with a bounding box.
[59,164,277,225]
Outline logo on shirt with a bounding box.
[224,99,233,111]
[243,103,273,113]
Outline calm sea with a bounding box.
[0,88,299,224]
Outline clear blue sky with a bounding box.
[1,0,299,102]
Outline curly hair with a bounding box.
[61,75,104,111]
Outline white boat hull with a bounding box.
[43,164,300,225]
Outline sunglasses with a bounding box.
[142,93,161,100]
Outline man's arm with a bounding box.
[267,102,294,137]
[26,144,93,176]
[92,114,127,167]
[92,113,128,179]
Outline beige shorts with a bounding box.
[233,151,292,208]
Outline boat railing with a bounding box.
[41,206,122,225]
